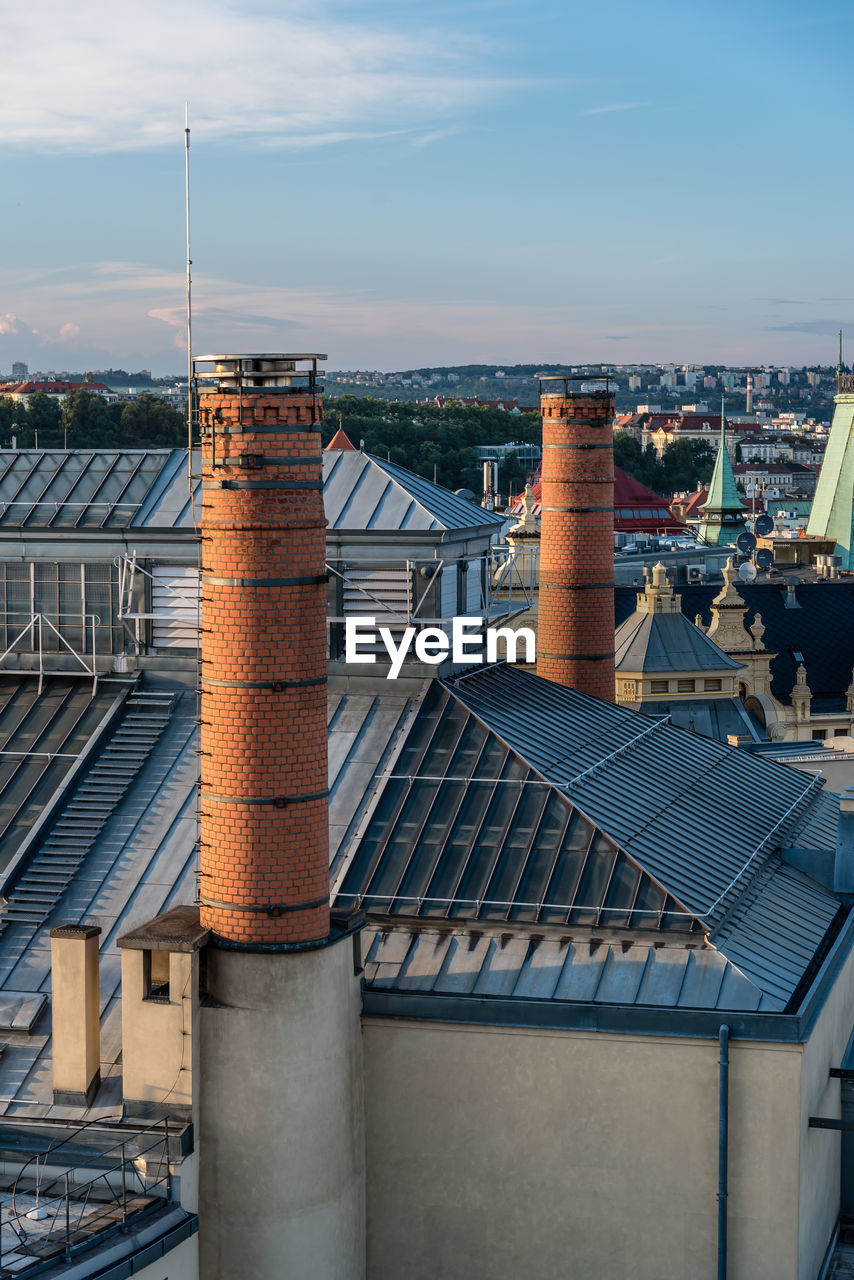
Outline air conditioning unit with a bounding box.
[686,564,706,584]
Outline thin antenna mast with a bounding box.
[838,328,844,396]
[185,104,193,482]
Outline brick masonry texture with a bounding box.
[536,389,616,702]
[198,387,330,946]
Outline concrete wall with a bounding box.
[132,1233,198,1280]
[797,932,854,1278]
[363,1020,803,1280]
[121,949,194,1115]
[199,935,365,1280]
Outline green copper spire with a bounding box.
[806,369,854,568]
[696,398,746,546]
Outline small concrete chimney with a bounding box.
[196,354,329,948]
[536,377,615,700]
[834,787,854,899]
[50,924,101,1106]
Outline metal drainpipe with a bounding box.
[718,1025,730,1280]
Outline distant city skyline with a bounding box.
[2,0,853,374]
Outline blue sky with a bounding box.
[1,0,852,374]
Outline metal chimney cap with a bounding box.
[194,353,327,362]
[193,353,326,391]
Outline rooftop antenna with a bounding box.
[720,392,725,445]
[838,328,844,396]
[185,103,193,493]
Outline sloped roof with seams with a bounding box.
[439,666,826,924]
[615,609,743,674]
[361,924,794,1013]
[323,448,507,533]
[335,663,841,1004]
[0,451,172,529]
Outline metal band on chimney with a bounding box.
[201,675,328,690]
[201,573,329,587]
[540,582,613,591]
[199,895,330,916]
[202,789,330,806]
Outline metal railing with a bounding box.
[0,1117,173,1274]
[0,613,99,694]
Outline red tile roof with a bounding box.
[325,428,357,451]
[511,467,686,533]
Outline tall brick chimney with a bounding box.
[536,376,615,701]
[196,354,329,947]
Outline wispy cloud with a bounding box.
[0,0,512,154]
[0,260,570,371]
[764,319,854,335]
[581,102,647,116]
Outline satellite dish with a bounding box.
[455,488,477,502]
[755,513,774,537]
[736,530,757,555]
[755,548,774,570]
[739,561,757,583]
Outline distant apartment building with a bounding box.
[628,375,642,391]
[777,368,791,385]
[474,441,542,467]
[703,375,717,389]
[10,362,27,381]
[2,379,117,405]
[722,373,737,389]
[734,460,818,496]
[807,371,823,387]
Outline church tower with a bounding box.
[806,346,854,568]
[696,402,746,547]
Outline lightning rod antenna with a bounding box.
[185,103,193,490]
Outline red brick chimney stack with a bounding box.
[197,354,330,947]
[536,377,616,701]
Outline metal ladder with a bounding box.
[0,691,176,930]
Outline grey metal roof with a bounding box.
[0,676,124,874]
[0,688,199,1119]
[615,610,743,673]
[334,681,694,931]
[131,449,200,529]
[784,788,841,853]
[328,683,419,878]
[0,451,171,529]
[639,697,761,744]
[441,665,830,927]
[361,925,779,1012]
[322,449,506,533]
[710,857,839,1007]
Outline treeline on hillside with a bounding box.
[325,396,542,495]
[326,397,719,498]
[614,433,718,496]
[0,390,186,450]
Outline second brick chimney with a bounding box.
[536,377,615,701]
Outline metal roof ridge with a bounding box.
[367,453,456,530]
